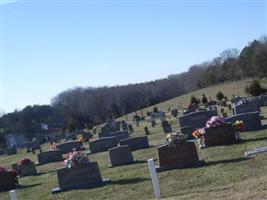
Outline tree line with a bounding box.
[0,36,266,137]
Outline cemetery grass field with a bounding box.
[1,79,267,200]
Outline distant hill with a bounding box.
[0,36,266,135]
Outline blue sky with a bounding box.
[0,0,266,113]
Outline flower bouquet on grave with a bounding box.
[63,150,90,169]
[50,143,57,150]
[192,128,206,149]
[20,158,32,166]
[205,116,226,128]
[0,166,7,174]
[166,131,188,147]
[0,166,18,182]
[232,120,245,141]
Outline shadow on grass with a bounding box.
[133,160,147,164]
[19,183,42,189]
[242,136,267,143]
[111,178,149,185]
[166,187,230,198]
[204,157,251,166]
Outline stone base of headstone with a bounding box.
[204,124,237,147]
[155,142,204,172]
[52,162,110,193]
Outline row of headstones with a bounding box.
[1,125,242,193]
[1,140,43,156]
[233,95,267,115]
[36,136,150,165]
[99,120,132,138]
[179,109,263,139]
[40,136,149,193]
[0,148,18,156]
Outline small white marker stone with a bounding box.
[147,158,161,199]
[9,190,18,200]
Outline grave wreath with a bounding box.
[63,150,90,169]
[20,158,32,165]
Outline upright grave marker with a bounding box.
[204,123,236,147]
[225,111,262,131]
[56,141,82,154]
[89,137,117,153]
[156,142,203,172]
[108,145,134,167]
[234,101,260,115]
[52,162,110,193]
[119,136,149,151]
[37,150,63,165]
[179,110,218,137]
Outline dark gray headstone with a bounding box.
[121,121,128,131]
[98,125,121,138]
[180,126,194,139]
[234,101,260,115]
[162,121,172,133]
[225,111,262,131]
[187,104,199,113]
[119,136,149,151]
[56,141,82,154]
[0,171,18,191]
[27,141,40,150]
[204,123,236,147]
[254,95,267,107]
[18,162,37,176]
[56,162,105,191]
[156,142,202,172]
[37,150,63,165]
[6,148,17,155]
[171,109,178,117]
[231,96,244,104]
[109,131,130,143]
[89,137,117,153]
[179,110,218,131]
[109,145,134,167]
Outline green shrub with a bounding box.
[216,91,225,101]
[190,95,200,104]
[245,80,267,96]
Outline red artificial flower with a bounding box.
[20,158,32,165]
[0,166,7,173]
[11,170,18,178]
